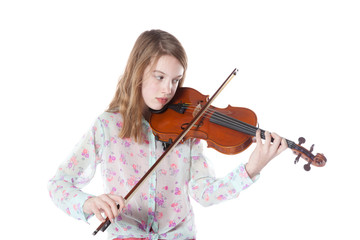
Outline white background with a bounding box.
[1,0,359,239]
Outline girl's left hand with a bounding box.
[245,129,287,178]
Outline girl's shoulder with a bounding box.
[96,111,123,128]
[98,111,123,120]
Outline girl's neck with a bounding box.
[142,108,151,122]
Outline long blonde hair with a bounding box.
[107,29,188,142]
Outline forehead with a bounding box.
[149,55,184,76]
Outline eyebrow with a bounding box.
[153,70,183,78]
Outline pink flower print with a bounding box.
[116,121,123,128]
[204,193,210,201]
[141,193,148,201]
[169,220,176,228]
[228,172,234,180]
[192,156,200,160]
[239,167,248,178]
[110,137,117,144]
[139,149,147,157]
[119,154,126,164]
[175,150,181,158]
[132,164,139,174]
[170,163,179,175]
[138,220,147,231]
[174,187,181,195]
[164,186,168,190]
[65,208,71,215]
[73,203,81,212]
[119,178,125,187]
[102,119,109,127]
[124,138,132,147]
[77,168,84,176]
[105,169,116,182]
[127,175,139,187]
[155,193,165,206]
[171,202,181,213]
[160,169,167,175]
[68,156,78,169]
[82,149,89,158]
[228,189,236,195]
[217,195,227,201]
[123,226,132,231]
[110,187,117,194]
[108,154,116,163]
[192,185,199,191]
[156,211,163,220]
[148,208,155,217]
[203,161,208,168]
[62,190,69,199]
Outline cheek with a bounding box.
[170,85,179,98]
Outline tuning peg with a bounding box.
[304,161,312,171]
[309,144,314,153]
[298,137,306,145]
[294,154,301,164]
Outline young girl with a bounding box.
[48,29,287,240]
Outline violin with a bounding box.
[93,68,326,235]
[150,87,327,170]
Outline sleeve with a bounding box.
[47,117,105,222]
[188,139,259,207]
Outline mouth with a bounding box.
[156,98,169,105]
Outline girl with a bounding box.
[48,29,287,240]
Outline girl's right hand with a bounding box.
[83,194,125,223]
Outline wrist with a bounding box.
[245,163,259,179]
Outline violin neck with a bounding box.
[210,111,296,150]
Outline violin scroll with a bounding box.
[290,137,327,171]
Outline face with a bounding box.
[141,55,184,113]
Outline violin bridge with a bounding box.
[192,103,203,117]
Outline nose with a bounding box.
[161,79,172,94]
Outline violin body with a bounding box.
[150,87,258,154]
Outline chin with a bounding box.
[149,104,168,114]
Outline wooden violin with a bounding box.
[93,68,326,235]
[150,83,327,171]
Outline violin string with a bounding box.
[185,105,255,133]
[184,105,259,136]
[184,104,294,147]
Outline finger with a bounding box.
[269,132,282,155]
[271,132,282,147]
[264,131,271,146]
[108,194,126,213]
[93,207,105,223]
[99,195,118,221]
[255,129,262,146]
[278,137,288,153]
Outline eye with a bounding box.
[155,75,164,80]
[172,78,180,84]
